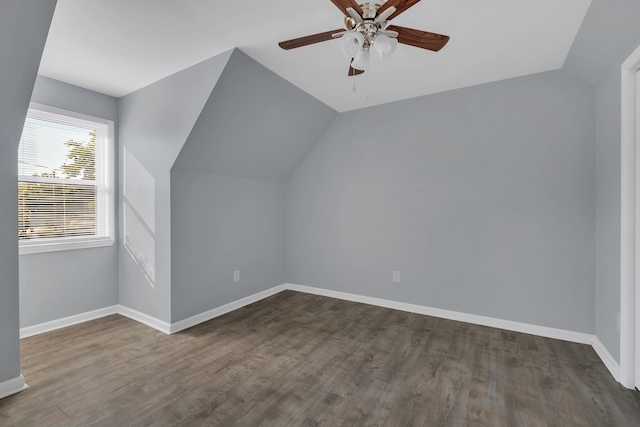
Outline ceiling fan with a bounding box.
[278,0,450,76]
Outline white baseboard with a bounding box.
[20,306,118,339]
[14,282,622,389]
[16,284,595,346]
[592,337,621,383]
[18,287,288,339]
[170,284,288,333]
[285,284,594,345]
[19,305,169,339]
[284,283,625,386]
[117,305,171,335]
[0,375,28,400]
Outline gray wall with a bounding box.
[31,75,118,122]
[171,172,285,321]
[118,51,232,322]
[10,1,640,378]
[19,76,119,328]
[0,1,56,384]
[593,67,623,362]
[171,50,336,322]
[563,0,640,362]
[286,70,596,334]
[591,38,640,363]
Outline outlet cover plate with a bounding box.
[392,271,400,283]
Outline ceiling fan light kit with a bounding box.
[373,34,398,60]
[278,0,450,77]
[341,31,364,58]
[351,49,370,71]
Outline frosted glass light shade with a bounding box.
[373,34,398,60]
[351,49,370,71]
[341,32,364,58]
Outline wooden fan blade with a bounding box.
[330,0,363,16]
[349,60,365,76]
[377,0,421,20]
[279,29,344,50]
[387,25,450,52]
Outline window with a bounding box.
[18,104,114,254]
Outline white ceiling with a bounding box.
[39,0,591,112]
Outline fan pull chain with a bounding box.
[364,54,370,99]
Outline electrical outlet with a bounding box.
[392,271,400,283]
[234,270,240,283]
[617,312,621,333]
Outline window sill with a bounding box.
[19,238,115,255]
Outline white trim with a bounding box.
[170,285,287,334]
[0,375,28,400]
[17,287,288,339]
[621,44,640,390]
[117,305,171,335]
[285,284,627,382]
[593,337,621,383]
[19,237,115,255]
[20,304,171,338]
[20,305,118,339]
[19,175,97,186]
[285,284,594,344]
[13,283,623,386]
[29,102,113,126]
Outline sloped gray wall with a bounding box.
[0,0,56,385]
[286,70,596,334]
[170,50,336,323]
[563,0,640,86]
[172,50,337,181]
[118,51,232,323]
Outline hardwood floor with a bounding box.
[1,290,639,426]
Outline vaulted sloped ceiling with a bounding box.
[40,1,592,112]
[172,49,338,182]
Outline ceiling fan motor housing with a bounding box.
[359,23,379,50]
[345,3,387,49]
[360,2,380,19]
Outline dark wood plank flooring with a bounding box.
[1,290,639,426]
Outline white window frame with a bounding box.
[18,103,115,255]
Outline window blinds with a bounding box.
[18,106,113,244]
